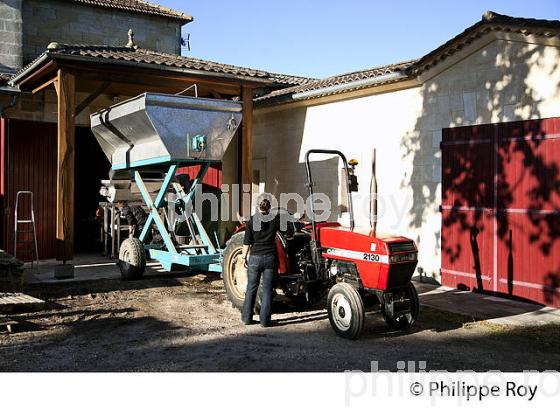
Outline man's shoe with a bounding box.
[242,319,255,325]
[260,321,274,328]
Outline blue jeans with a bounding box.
[241,253,278,325]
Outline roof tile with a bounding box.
[64,0,193,22]
[410,11,560,75]
[11,44,313,86]
[256,60,415,102]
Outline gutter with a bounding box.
[0,85,20,95]
[9,53,49,85]
[292,72,409,101]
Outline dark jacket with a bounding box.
[120,205,148,228]
[243,212,293,256]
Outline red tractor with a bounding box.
[222,149,419,339]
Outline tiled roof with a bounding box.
[267,72,316,86]
[258,11,560,105]
[64,0,192,23]
[10,44,313,86]
[255,60,415,102]
[8,11,560,104]
[410,11,560,75]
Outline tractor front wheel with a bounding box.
[118,238,146,280]
[327,282,365,340]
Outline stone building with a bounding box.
[0,0,306,262]
[252,12,560,306]
[1,0,192,74]
[0,3,558,306]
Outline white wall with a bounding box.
[295,87,423,230]
[253,34,560,282]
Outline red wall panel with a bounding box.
[176,163,222,191]
[3,119,57,260]
[442,118,560,307]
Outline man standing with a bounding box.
[115,201,149,240]
[241,196,292,327]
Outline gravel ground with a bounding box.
[1,273,559,372]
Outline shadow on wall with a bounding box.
[255,108,341,221]
[402,40,560,304]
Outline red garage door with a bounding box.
[2,119,57,260]
[441,118,560,307]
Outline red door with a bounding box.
[441,124,497,293]
[442,119,560,307]
[2,119,57,260]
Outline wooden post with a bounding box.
[241,86,253,217]
[55,70,75,261]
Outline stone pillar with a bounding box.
[0,0,23,73]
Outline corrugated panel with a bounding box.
[3,120,57,260]
[176,163,223,190]
[441,210,495,292]
[441,124,496,293]
[496,119,560,306]
[442,124,495,209]
[441,119,560,307]
[1,118,6,242]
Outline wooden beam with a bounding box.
[16,60,58,91]
[55,69,76,262]
[31,76,57,95]
[61,63,248,93]
[241,86,253,217]
[75,81,110,117]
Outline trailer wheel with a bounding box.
[383,283,419,330]
[327,283,365,340]
[118,238,146,280]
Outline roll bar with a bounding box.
[304,149,356,247]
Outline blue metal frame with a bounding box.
[132,162,223,273]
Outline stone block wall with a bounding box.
[22,0,182,64]
[0,0,23,73]
[253,35,560,282]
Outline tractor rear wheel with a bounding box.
[327,282,365,340]
[223,232,271,314]
[222,233,247,310]
[382,282,419,330]
[118,238,146,280]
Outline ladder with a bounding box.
[14,191,40,272]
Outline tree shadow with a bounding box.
[2,304,558,372]
[402,35,560,306]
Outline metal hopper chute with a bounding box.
[91,93,242,170]
[90,93,243,277]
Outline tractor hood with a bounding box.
[90,93,243,170]
[316,223,413,244]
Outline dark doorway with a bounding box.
[74,127,110,253]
